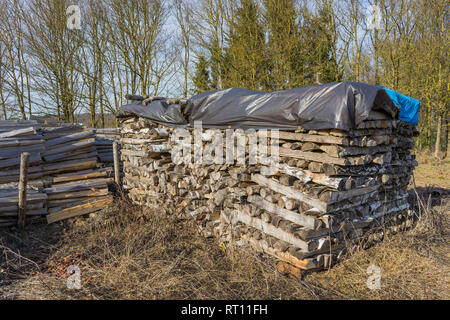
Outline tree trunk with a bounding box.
[89,87,96,128]
[0,90,7,120]
[99,65,105,128]
[427,103,432,151]
[443,107,449,159]
[434,111,442,158]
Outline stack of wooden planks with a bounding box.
[119,113,418,274]
[0,121,45,186]
[93,128,121,166]
[42,124,113,223]
[0,120,114,227]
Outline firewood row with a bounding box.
[0,119,114,227]
[118,115,418,273]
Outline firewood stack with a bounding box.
[118,113,418,273]
[0,119,114,227]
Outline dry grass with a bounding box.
[413,152,450,189]
[0,155,449,300]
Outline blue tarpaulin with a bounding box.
[377,85,420,125]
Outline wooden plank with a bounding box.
[279,147,347,165]
[0,202,45,212]
[271,163,353,190]
[243,235,317,270]
[120,149,148,157]
[0,165,43,177]
[46,189,109,200]
[44,178,112,194]
[251,174,327,213]
[43,148,97,162]
[43,158,98,174]
[234,210,311,251]
[0,193,47,204]
[52,168,112,183]
[47,195,113,214]
[275,131,348,145]
[46,197,112,223]
[247,195,319,230]
[0,144,45,159]
[0,139,44,148]
[120,138,166,144]
[0,208,47,217]
[319,184,380,203]
[43,138,95,156]
[44,130,94,148]
[0,127,36,138]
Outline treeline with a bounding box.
[0,0,448,156]
[0,0,176,127]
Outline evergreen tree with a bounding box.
[300,2,340,84]
[264,0,304,89]
[208,40,223,90]
[192,55,211,94]
[224,0,268,90]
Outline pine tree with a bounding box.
[224,0,268,90]
[300,2,340,84]
[264,0,304,89]
[208,40,223,90]
[192,55,211,94]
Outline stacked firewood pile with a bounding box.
[119,113,418,275]
[0,119,114,227]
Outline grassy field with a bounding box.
[0,156,449,300]
[413,152,450,189]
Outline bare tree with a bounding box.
[77,0,108,127]
[175,0,193,98]
[0,0,33,119]
[24,0,83,122]
[107,0,174,96]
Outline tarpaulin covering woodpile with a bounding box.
[117,81,398,130]
[117,82,419,274]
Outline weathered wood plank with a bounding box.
[279,147,347,165]
[0,127,36,138]
[248,195,319,230]
[251,174,327,213]
[46,197,112,223]
[274,131,348,145]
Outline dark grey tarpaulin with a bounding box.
[117,99,187,126]
[117,81,398,131]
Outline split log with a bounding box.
[46,197,113,223]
